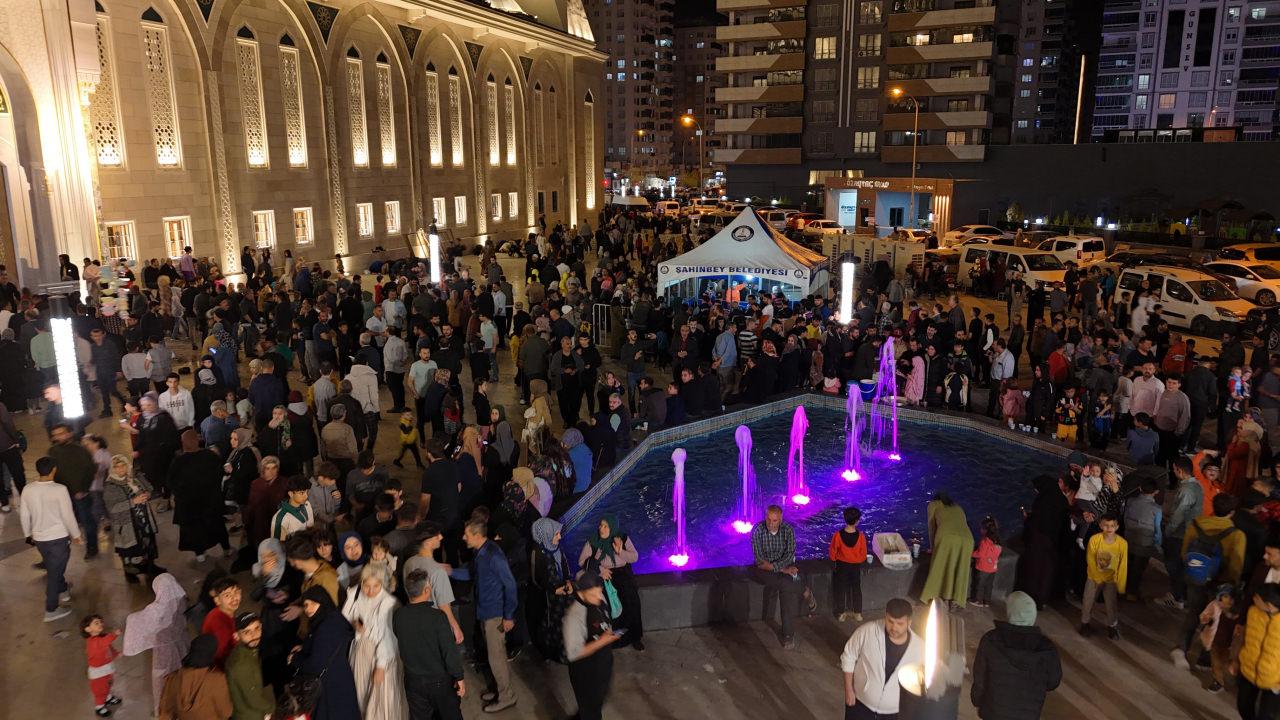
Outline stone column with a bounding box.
[205,71,241,276]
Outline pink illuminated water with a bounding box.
[734,425,758,532]
[844,382,863,480]
[786,406,809,507]
[870,337,901,457]
[668,448,690,567]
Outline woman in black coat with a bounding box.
[167,429,230,560]
[294,586,360,720]
[1015,474,1071,607]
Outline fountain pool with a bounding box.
[563,406,1060,575]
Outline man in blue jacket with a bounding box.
[460,519,518,713]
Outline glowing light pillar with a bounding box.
[428,231,442,284]
[50,296,84,419]
[668,448,690,567]
[840,260,855,324]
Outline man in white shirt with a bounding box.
[841,597,922,719]
[382,288,406,331]
[20,456,83,622]
[365,305,388,348]
[1129,362,1166,419]
[158,373,195,430]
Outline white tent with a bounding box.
[609,195,650,207]
[657,206,830,300]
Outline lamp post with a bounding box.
[889,87,920,230]
[681,114,704,191]
[631,128,647,194]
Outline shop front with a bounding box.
[823,177,954,237]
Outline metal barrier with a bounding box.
[592,303,629,351]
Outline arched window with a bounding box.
[425,62,442,167]
[583,91,595,209]
[503,77,516,166]
[346,50,369,167]
[278,36,306,166]
[486,73,499,166]
[140,7,182,166]
[448,67,464,167]
[236,28,269,167]
[375,52,396,167]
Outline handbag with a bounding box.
[602,578,623,620]
[276,639,344,718]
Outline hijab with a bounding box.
[301,585,337,626]
[254,538,285,587]
[229,428,260,465]
[512,467,537,507]
[197,368,218,386]
[460,426,484,474]
[588,514,627,561]
[123,574,191,662]
[183,634,218,669]
[502,482,528,516]
[491,407,516,464]
[339,531,367,569]
[532,517,563,567]
[561,428,584,450]
[107,453,133,482]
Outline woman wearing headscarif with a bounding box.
[561,428,594,496]
[124,574,192,714]
[167,429,231,563]
[512,466,553,519]
[156,634,232,720]
[341,564,408,719]
[103,454,164,584]
[292,586,361,720]
[251,538,301,696]
[577,515,644,651]
[191,362,225,430]
[485,407,518,490]
[209,314,239,391]
[257,405,298,476]
[223,428,260,517]
[336,531,369,591]
[530,518,573,663]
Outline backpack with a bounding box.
[1184,520,1238,586]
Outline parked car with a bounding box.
[758,208,791,231]
[891,228,931,242]
[1116,265,1255,336]
[1037,235,1107,266]
[1217,243,1280,268]
[1204,260,1280,305]
[1094,249,1201,274]
[786,212,824,232]
[654,200,681,216]
[959,246,1066,290]
[941,224,1014,247]
[802,219,845,238]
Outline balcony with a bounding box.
[885,76,992,95]
[883,110,992,130]
[715,84,805,103]
[887,5,996,31]
[712,147,802,164]
[717,0,806,9]
[887,41,993,63]
[881,143,986,162]
[714,116,805,134]
[715,52,805,73]
[717,20,806,42]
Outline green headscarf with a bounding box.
[588,513,628,561]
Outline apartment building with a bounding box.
[712,0,1019,178]
[586,0,677,176]
[1012,0,1103,143]
[1091,0,1280,141]
[674,23,727,184]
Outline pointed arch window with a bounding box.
[533,83,544,169]
[279,36,307,167]
[235,29,269,168]
[140,8,182,167]
[91,10,125,167]
[346,49,369,168]
[425,62,442,167]
[448,68,464,167]
[583,91,595,209]
[486,74,499,166]
[376,52,396,167]
[503,78,516,166]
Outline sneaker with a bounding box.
[43,607,72,622]
[105,696,122,706]
[1208,681,1224,693]
[1171,648,1191,670]
[94,707,111,717]
[481,692,497,703]
[0,504,10,513]
[781,637,797,650]
[482,699,517,713]
[58,591,71,605]
[1156,593,1185,611]
[195,554,207,563]
[1107,625,1120,641]
[1078,623,1092,637]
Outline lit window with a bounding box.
[504,81,517,166]
[856,66,880,89]
[251,210,276,249]
[236,38,269,168]
[1137,74,1150,90]
[161,216,190,258]
[104,221,137,260]
[1158,93,1177,109]
[141,22,182,167]
[857,0,882,24]
[853,131,876,153]
[376,62,396,167]
[454,196,467,226]
[858,34,882,56]
[346,58,369,168]
[952,32,974,43]
[1022,58,1034,66]
[945,130,967,145]
[1016,119,1029,128]
[487,78,499,166]
[385,201,401,234]
[449,73,465,167]
[490,193,502,221]
[432,197,447,227]
[508,192,519,219]
[279,46,307,167]
[91,16,125,167]
[1251,7,1266,19]
[357,202,374,237]
[293,207,313,245]
[813,36,836,60]
[1021,73,1033,82]
[1020,89,1031,97]
[1136,95,1149,110]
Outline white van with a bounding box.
[959,245,1066,290]
[654,200,681,216]
[758,208,790,231]
[1117,265,1256,335]
[1037,235,1106,266]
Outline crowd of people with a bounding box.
[3,200,1280,720]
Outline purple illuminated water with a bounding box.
[870,337,901,459]
[565,407,1053,574]
[733,425,758,533]
[843,383,863,481]
[669,448,690,567]
[786,406,810,505]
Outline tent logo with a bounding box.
[731,226,754,242]
[659,265,670,274]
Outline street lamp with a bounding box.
[889,87,920,230]
[681,114,705,191]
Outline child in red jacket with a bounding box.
[82,614,123,717]
[829,506,868,623]
[971,516,1003,607]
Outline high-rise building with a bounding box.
[712,0,1020,179]
[587,0,677,178]
[1012,0,1102,143]
[674,22,726,185]
[1091,0,1279,140]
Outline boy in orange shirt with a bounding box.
[829,506,868,623]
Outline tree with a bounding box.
[1006,202,1024,224]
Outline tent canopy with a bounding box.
[610,195,651,207]
[657,206,830,299]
